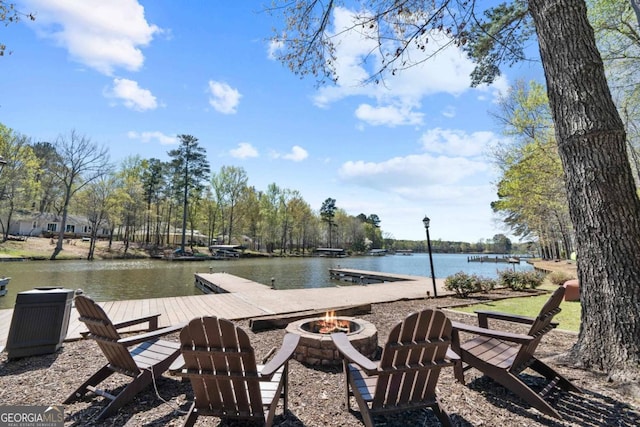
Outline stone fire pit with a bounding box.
[285,316,378,366]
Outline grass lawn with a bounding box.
[449,286,582,332]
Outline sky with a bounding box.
[1,1,544,242]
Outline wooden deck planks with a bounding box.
[0,270,451,350]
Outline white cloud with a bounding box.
[106,78,158,111]
[267,39,283,60]
[230,142,259,159]
[127,131,176,145]
[419,128,501,157]
[476,74,510,102]
[271,146,309,162]
[207,81,241,114]
[333,150,495,241]
[283,146,309,161]
[355,104,424,127]
[308,7,504,128]
[319,8,476,101]
[24,0,161,75]
[332,127,500,237]
[338,153,487,189]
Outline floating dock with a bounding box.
[328,268,418,284]
[468,255,521,264]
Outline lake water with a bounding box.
[0,253,533,309]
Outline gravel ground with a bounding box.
[1,293,638,427]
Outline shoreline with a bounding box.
[530,258,578,276]
[2,237,569,264]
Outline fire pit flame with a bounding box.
[308,311,351,334]
[320,311,350,334]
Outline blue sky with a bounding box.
[2,1,543,242]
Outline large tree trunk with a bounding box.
[529,0,640,381]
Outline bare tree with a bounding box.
[50,130,111,259]
[0,1,35,56]
[75,175,117,260]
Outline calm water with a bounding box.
[0,253,532,309]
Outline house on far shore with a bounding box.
[8,212,110,238]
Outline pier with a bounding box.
[328,268,418,284]
[467,255,521,264]
[0,269,449,352]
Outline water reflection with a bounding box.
[0,254,532,309]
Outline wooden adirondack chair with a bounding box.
[451,286,581,419]
[65,295,183,420]
[331,309,458,427]
[176,316,300,427]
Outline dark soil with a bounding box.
[1,294,638,426]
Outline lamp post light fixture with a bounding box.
[422,215,438,298]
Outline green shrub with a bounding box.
[445,272,495,297]
[479,277,497,292]
[547,270,576,286]
[497,269,545,290]
[445,272,474,297]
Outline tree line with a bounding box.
[0,124,531,259]
[1,125,528,259]
[0,126,391,258]
[391,233,529,255]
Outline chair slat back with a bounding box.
[75,295,140,375]
[373,309,452,409]
[512,286,565,371]
[180,317,264,419]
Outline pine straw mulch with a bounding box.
[1,292,639,427]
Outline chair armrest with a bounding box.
[474,310,536,328]
[168,354,185,376]
[451,321,534,345]
[260,333,300,378]
[118,323,184,347]
[331,332,377,374]
[261,347,277,365]
[446,347,460,361]
[113,313,161,331]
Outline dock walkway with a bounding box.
[0,269,448,352]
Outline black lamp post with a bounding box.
[423,215,438,297]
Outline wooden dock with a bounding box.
[328,268,418,284]
[467,255,521,264]
[0,269,449,353]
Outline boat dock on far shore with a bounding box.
[0,277,8,297]
[468,255,521,264]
